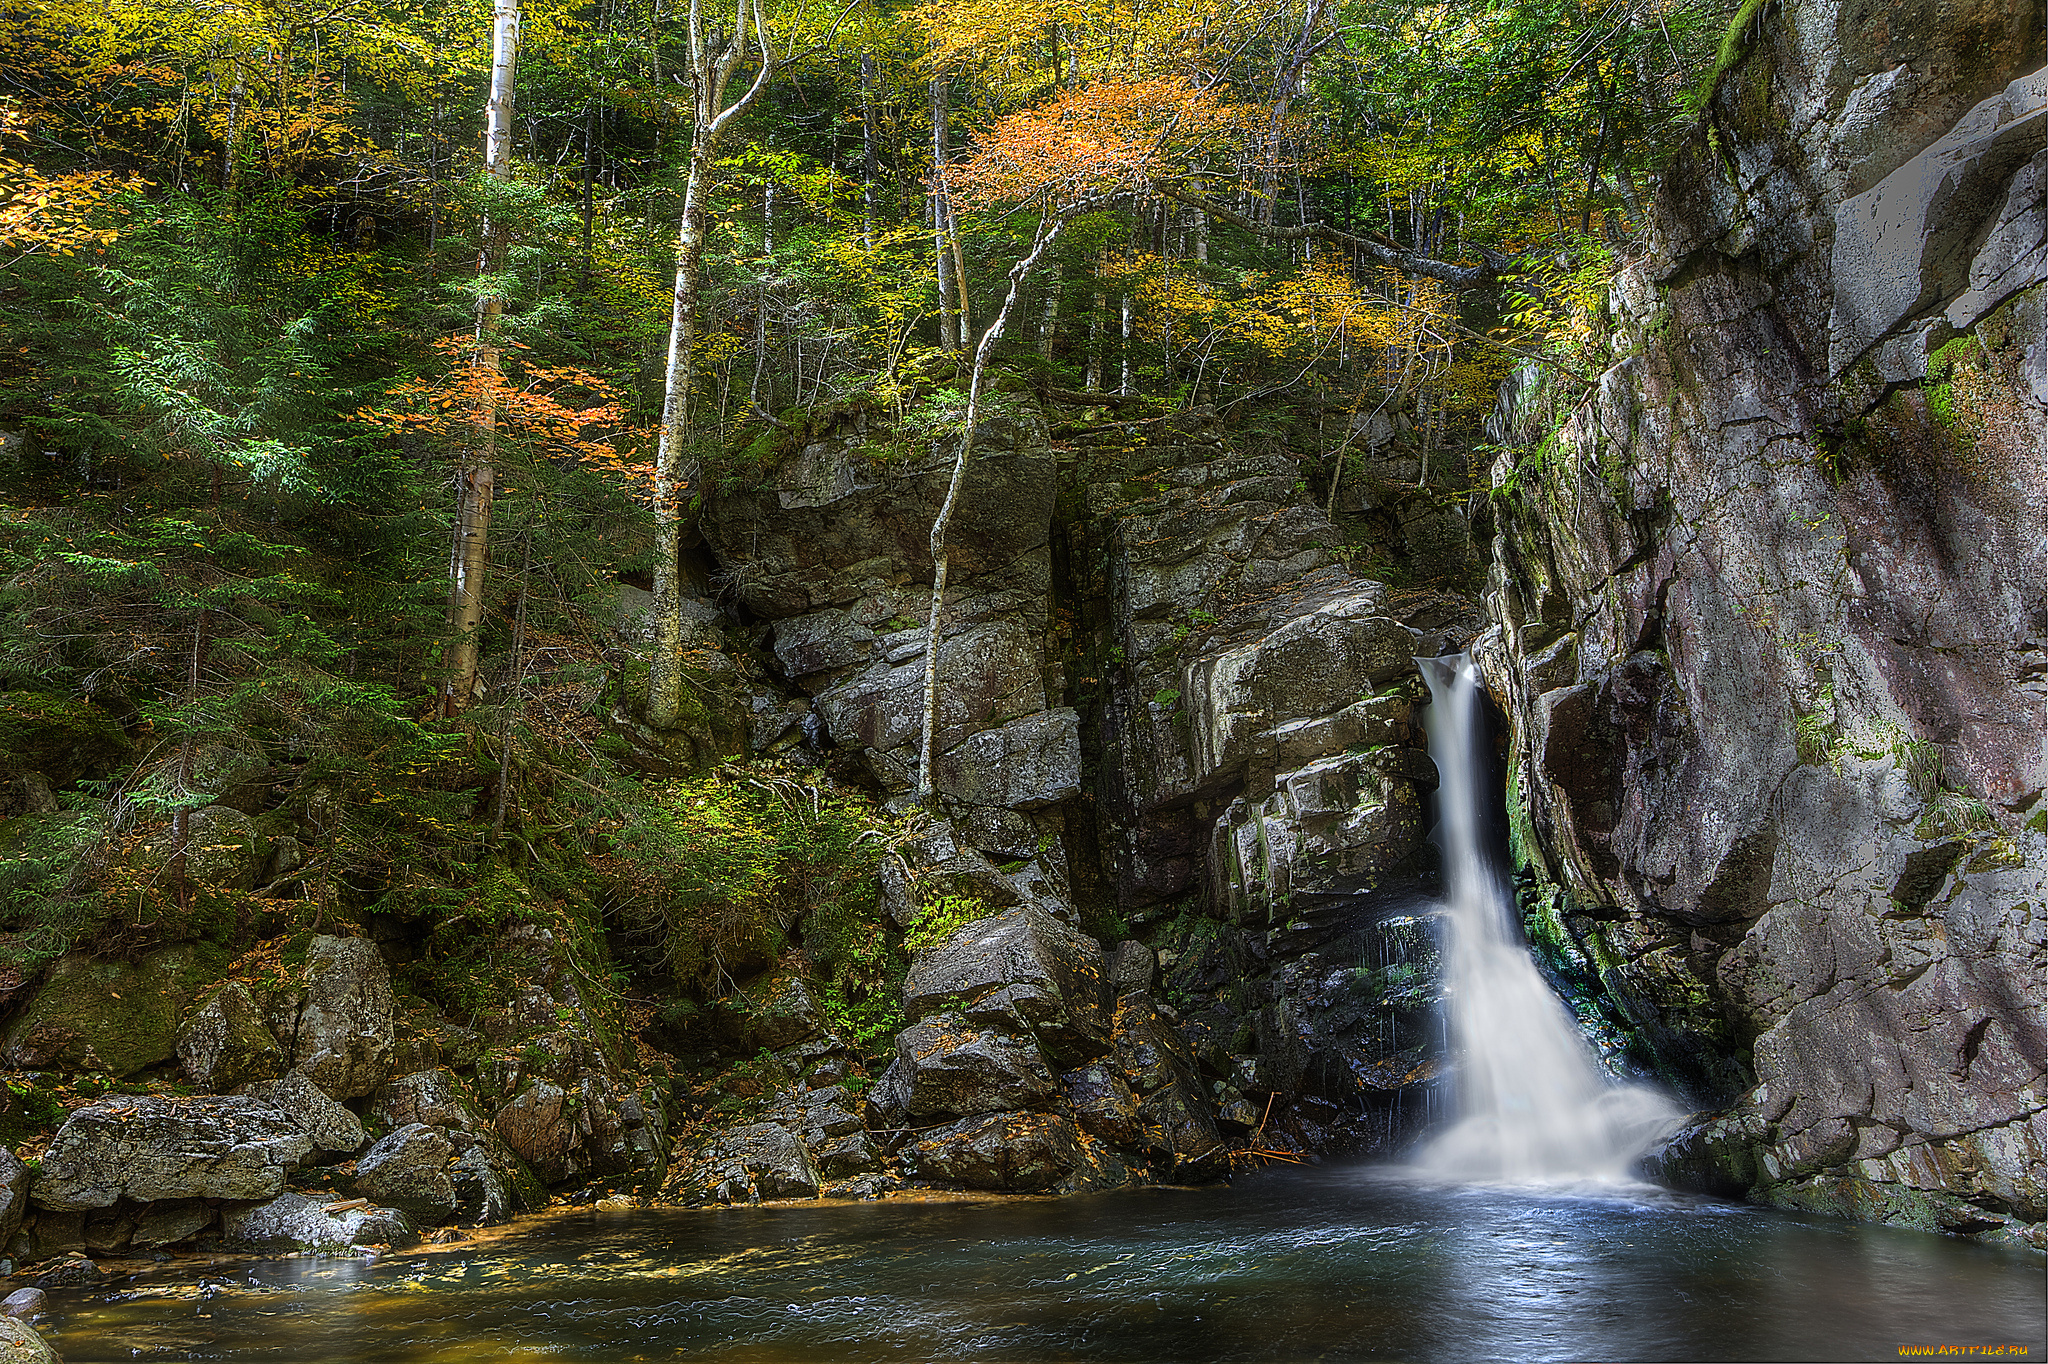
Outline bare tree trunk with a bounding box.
[931,76,957,351]
[441,0,519,718]
[860,51,879,248]
[1038,266,1059,359]
[1086,252,1105,390]
[917,204,1098,804]
[647,0,774,729]
[1119,288,1134,395]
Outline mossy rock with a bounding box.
[0,945,217,1076]
[0,692,130,786]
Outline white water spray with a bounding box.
[1413,653,1682,1182]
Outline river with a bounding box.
[43,1163,2046,1362]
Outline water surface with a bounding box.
[44,1165,2046,1362]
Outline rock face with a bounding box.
[33,1096,313,1211]
[179,980,286,1092]
[269,935,396,1100]
[1481,5,2047,1244]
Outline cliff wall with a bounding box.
[1478,0,2046,1245]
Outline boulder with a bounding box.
[732,971,830,1052]
[879,821,1020,930]
[1210,752,1425,921]
[29,1254,100,1289]
[270,935,395,1100]
[1060,1063,1146,1148]
[6,1213,81,1264]
[2,946,212,1077]
[33,1095,313,1211]
[1184,601,1419,789]
[239,1070,366,1155]
[353,1124,458,1224]
[178,980,285,1092]
[491,1077,649,1185]
[663,1123,820,1205]
[1112,993,1226,1175]
[0,1317,58,1363]
[370,1068,488,1134]
[760,1085,879,1177]
[0,1288,43,1319]
[907,1112,1085,1191]
[870,1015,1057,1121]
[222,1191,416,1251]
[903,906,1108,1051]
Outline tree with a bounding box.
[645,0,777,731]
[441,0,522,716]
[914,77,1246,804]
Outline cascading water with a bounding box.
[1413,652,1682,1182]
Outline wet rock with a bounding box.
[1479,0,2048,1243]
[354,1124,458,1224]
[33,1096,313,1211]
[239,1070,366,1156]
[907,1112,1085,1191]
[822,1173,904,1200]
[6,1212,81,1264]
[870,1015,1057,1121]
[269,935,395,1100]
[178,980,286,1092]
[3,946,213,1078]
[222,1191,416,1252]
[1112,993,1226,1175]
[759,1085,878,1176]
[664,1123,820,1205]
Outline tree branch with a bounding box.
[1153,181,1519,291]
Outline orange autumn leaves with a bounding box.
[354,334,654,492]
[946,76,1252,211]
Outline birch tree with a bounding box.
[914,78,1245,803]
[645,0,775,730]
[441,0,520,717]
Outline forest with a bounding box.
[0,0,1738,1050]
[2,0,2044,1347]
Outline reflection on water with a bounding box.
[43,1165,2047,1363]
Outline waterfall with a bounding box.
[1413,652,1682,1183]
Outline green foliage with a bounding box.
[902,890,994,957]
[608,766,896,1000]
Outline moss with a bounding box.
[0,944,215,1077]
[1687,0,1771,115]
[0,691,131,785]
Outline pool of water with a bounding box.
[41,1165,2047,1363]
